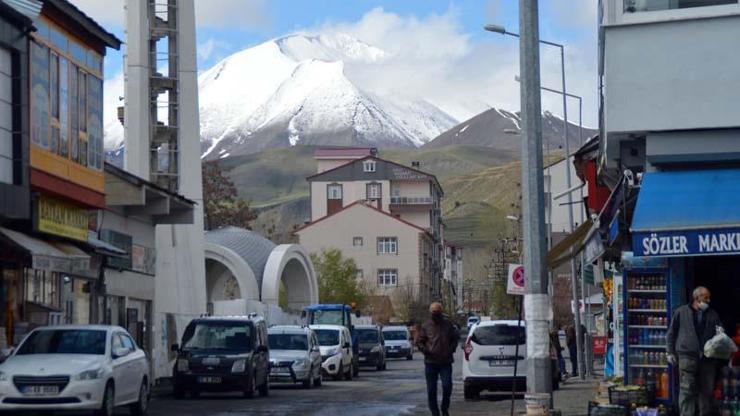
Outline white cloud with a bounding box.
[102,71,124,150]
[69,0,270,30]
[197,37,232,61]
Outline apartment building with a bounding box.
[297,148,445,311]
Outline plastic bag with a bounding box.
[704,326,738,360]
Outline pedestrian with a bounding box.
[417,302,459,416]
[667,286,723,416]
[566,323,586,377]
[550,326,566,379]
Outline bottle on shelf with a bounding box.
[660,370,669,398]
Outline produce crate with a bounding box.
[588,401,629,416]
[608,385,651,407]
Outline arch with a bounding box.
[262,244,319,310]
[204,241,260,303]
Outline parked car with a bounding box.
[466,316,480,330]
[381,326,413,360]
[355,325,386,371]
[462,320,559,399]
[267,326,322,388]
[310,325,354,380]
[0,325,150,416]
[171,315,269,399]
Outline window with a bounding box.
[624,0,736,12]
[377,237,398,254]
[327,184,343,200]
[0,47,12,184]
[356,269,364,279]
[367,183,381,200]
[391,183,401,197]
[378,269,398,287]
[363,160,376,172]
[353,236,363,246]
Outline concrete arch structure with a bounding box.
[203,228,318,313]
[262,244,319,310]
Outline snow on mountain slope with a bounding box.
[105,32,458,159]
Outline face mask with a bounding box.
[698,301,709,311]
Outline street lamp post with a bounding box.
[486,19,586,380]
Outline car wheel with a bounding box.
[463,384,479,400]
[244,373,257,399]
[129,379,149,416]
[95,382,115,416]
[258,374,270,397]
[302,368,313,389]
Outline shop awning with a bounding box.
[0,227,90,274]
[631,169,740,257]
[86,231,128,257]
[547,219,594,270]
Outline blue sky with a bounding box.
[72,0,598,128]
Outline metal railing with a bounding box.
[389,196,432,205]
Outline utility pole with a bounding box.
[518,0,552,397]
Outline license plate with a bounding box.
[359,357,367,362]
[489,360,515,367]
[196,376,221,384]
[202,357,220,366]
[272,367,290,374]
[23,385,59,396]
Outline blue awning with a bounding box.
[631,169,740,257]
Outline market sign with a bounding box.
[633,227,740,257]
[36,196,89,242]
[506,264,525,296]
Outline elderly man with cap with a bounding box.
[667,286,723,416]
[417,302,459,416]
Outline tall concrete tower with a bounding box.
[124,0,206,378]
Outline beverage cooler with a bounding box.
[623,269,674,405]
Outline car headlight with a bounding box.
[292,358,308,369]
[177,359,189,372]
[326,347,338,356]
[76,368,104,381]
[371,346,381,353]
[231,359,246,373]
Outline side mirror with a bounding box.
[343,342,350,349]
[170,344,179,352]
[113,347,130,359]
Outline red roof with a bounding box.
[313,147,375,158]
[293,201,431,236]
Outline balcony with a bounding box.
[389,196,433,208]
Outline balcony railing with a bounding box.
[390,196,433,205]
[624,0,736,13]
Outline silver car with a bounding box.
[267,326,322,388]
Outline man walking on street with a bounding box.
[417,302,459,416]
[566,323,585,376]
[667,286,723,416]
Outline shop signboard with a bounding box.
[633,227,740,257]
[506,264,525,296]
[36,196,89,242]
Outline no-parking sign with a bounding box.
[507,264,525,295]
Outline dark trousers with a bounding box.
[425,362,453,416]
[678,355,718,416]
[568,344,578,375]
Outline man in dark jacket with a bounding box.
[566,323,586,377]
[667,286,723,416]
[417,302,459,416]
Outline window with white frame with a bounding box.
[353,236,364,246]
[377,237,398,254]
[0,48,12,184]
[367,183,381,200]
[363,160,376,172]
[327,184,343,199]
[378,269,398,287]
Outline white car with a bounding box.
[267,326,323,389]
[462,320,558,399]
[310,325,354,380]
[382,326,414,360]
[0,325,150,416]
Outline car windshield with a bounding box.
[382,331,407,341]
[182,322,253,352]
[16,329,107,355]
[311,310,345,325]
[472,325,525,346]
[268,333,308,351]
[356,329,379,343]
[314,329,340,346]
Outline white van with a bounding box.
[462,320,559,399]
[309,325,354,380]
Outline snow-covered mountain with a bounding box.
[105,32,458,160]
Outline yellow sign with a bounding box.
[37,196,88,242]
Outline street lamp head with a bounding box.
[483,24,507,34]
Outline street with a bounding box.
[133,351,594,416]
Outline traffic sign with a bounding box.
[507,264,525,295]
